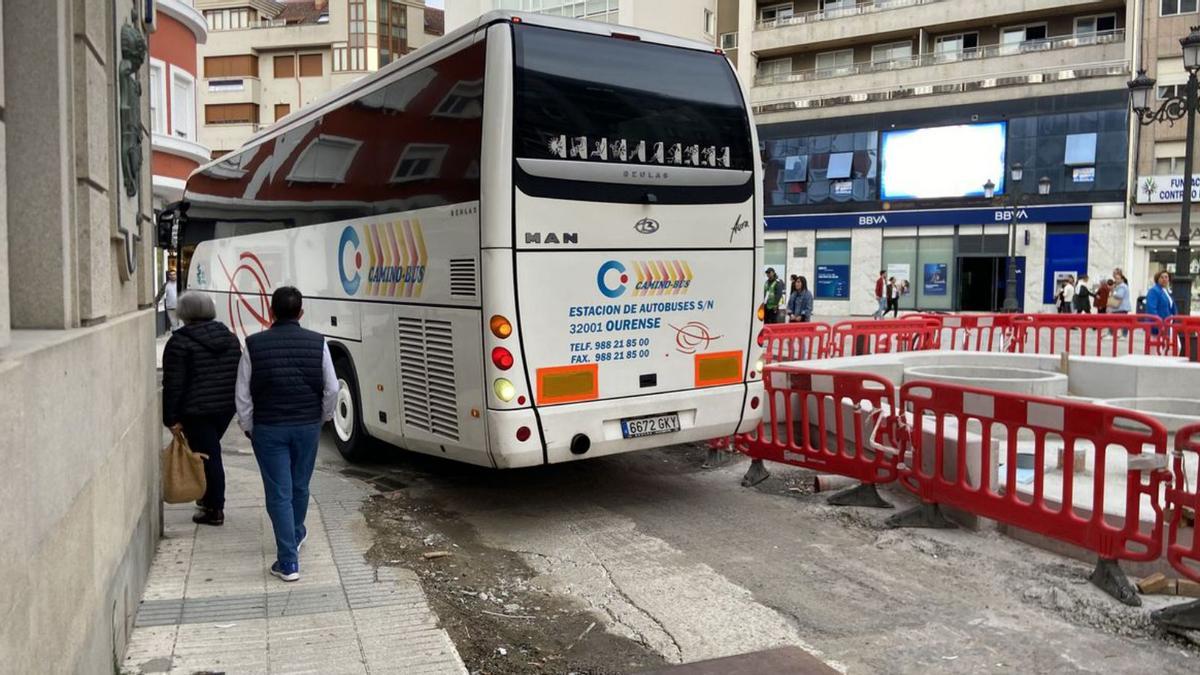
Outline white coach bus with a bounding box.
[159,11,765,468]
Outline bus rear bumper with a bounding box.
[486,381,764,468]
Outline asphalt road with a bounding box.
[315,431,1199,675]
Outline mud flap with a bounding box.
[827,482,893,509]
[885,502,956,529]
[1152,598,1200,632]
[740,458,770,487]
[1088,557,1141,607]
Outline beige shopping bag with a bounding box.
[161,426,208,504]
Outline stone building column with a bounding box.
[4,0,76,329]
[0,1,9,348]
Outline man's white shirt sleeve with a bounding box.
[235,349,254,434]
[321,344,338,422]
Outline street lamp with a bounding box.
[985,163,1043,312]
[1126,25,1200,316]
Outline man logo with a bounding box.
[338,226,362,295]
[634,218,660,234]
[597,260,628,298]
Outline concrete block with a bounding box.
[1138,572,1168,594]
[1179,579,1200,598]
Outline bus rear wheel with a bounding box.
[332,357,369,462]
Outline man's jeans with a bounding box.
[251,422,322,565]
[873,297,886,319]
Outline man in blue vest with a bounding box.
[235,286,338,582]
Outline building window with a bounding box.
[814,239,851,300]
[720,32,738,50]
[1064,133,1097,166]
[704,9,714,35]
[814,49,854,77]
[934,32,978,61]
[205,10,225,31]
[170,67,196,141]
[391,144,448,183]
[205,55,259,78]
[871,41,912,66]
[274,54,294,79]
[149,60,166,135]
[764,239,787,281]
[1074,14,1116,36]
[759,3,794,23]
[1000,23,1047,54]
[287,135,362,183]
[348,0,368,70]
[274,103,291,121]
[757,57,792,79]
[1162,0,1199,17]
[378,0,409,66]
[821,0,857,14]
[299,54,323,77]
[205,103,260,125]
[1159,84,1185,99]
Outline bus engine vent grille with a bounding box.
[449,258,477,297]
[397,317,460,441]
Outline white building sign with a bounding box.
[1137,174,1200,204]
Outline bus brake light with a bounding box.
[490,315,513,339]
[492,346,514,370]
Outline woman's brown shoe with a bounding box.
[192,509,224,526]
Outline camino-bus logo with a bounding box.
[219,252,272,339]
[596,259,693,298]
[338,220,428,297]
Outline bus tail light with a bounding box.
[536,364,599,405]
[494,378,516,402]
[694,351,743,388]
[490,315,513,339]
[756,304,766,322]
[491,346,514,370]
[755,357,765,373]
[756,330,765,347]
[515,426,531,442]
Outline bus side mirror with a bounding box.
[156,200,188,250]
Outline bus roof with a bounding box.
[191,10,723,181]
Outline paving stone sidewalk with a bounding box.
[121,432,465,675]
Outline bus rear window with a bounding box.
[513,24,752,172]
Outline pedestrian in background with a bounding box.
[1074,274,1093,314]
[885,276,900,318]
[763,268,785,324]
[788,275,813,322]
[872,270,886,319]
[1056,277,1076,313]
[1095,278,1112,314]
[156,269,180,332]
[236,286,338,582]
[161,292,242,526]
[1110,269,1132,314]
[1146,271,1177,321]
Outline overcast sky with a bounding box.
[426,0,444,7]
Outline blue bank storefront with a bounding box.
[763,203,1123,315]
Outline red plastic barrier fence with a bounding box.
[926,313,1016,352]
[1165,316,1200,360]
[896,380,1170,564]
[1166,423,1200,583]
[1007,313,1166,357]
[742,366,901,486]
[761,321,830,364]
[827,318,939,358]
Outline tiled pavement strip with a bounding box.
[121,436,466,675]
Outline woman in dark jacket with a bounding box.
[162,292,242,525]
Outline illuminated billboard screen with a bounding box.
[880,122,1007,200]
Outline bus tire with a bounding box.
[332,356,369,463]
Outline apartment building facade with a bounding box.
[1128,0,1200,310]
[444,0,720,45]
[151,0,210,209]
[722,0,1135,315]
[197,0,443,155]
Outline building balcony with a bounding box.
[753,0,1120,54]
[751,31,1128,116]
